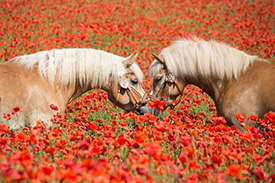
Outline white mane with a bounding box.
[149,38,265,80]
[11,48,144,88]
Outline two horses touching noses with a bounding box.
[1,37,274,131]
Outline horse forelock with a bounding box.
[129,62,144,81]
[148,60,163,77]
[150,37,264,80]
[12,49,144,88]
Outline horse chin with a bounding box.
[133,103,152,115]
[151,107,163,118]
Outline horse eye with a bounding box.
[131,78,138,84]
[155,76,163,83]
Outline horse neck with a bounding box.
[56,76,111,105]
[183,75,232,103]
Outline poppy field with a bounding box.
[1,0,275,182]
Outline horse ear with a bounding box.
[123,53,138,68]
[152,53,166,65]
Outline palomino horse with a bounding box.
[0,48,150,129]
[149,38,275,131]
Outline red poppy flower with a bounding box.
[236,113,246,123]
[251,169,265,180]
[144,142,160,157]
[0,123,10,134]
[154,123,166,133]
[117,134,127,145]
[12,106,22,114]
[227,164,241,179]
[16,133,27,141]
[145,112,158,121]
[126,112,137,119]
[134,131,145,146]
[188,160,200,170]
[148,100,165,111]
[147,101,155,109]
[182,146,195,159]
[211,155,222,165]
[0,138,8,145]
[3,113,11,120]
[134,155,150,169]
[62,170,78,183]
[41,166,53,176]
[86,122,98,131]
[135,115,147,124]
[184,116,193,125]
[79,140,90,150]
[178,152,187,164]
[50,104,59,111]
[20,151,33,166]
[264,111,275,124]
[248,115,258,122]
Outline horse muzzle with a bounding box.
[151,107,163,117]
[133,102,152,115]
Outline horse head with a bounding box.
[107,54,151,115]
[149,53,185,116]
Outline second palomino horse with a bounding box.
[149,38,275,131]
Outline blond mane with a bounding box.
[11,48,144,88]
[149,37,265,80]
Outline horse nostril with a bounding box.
[132,103,151,115]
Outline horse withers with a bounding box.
[0,49,150,129]
[149,37,275,131]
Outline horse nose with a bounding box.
[152,107,163,117]
[133,102,163,118]
[133,102,152,115]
